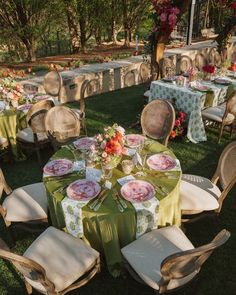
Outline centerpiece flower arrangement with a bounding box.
[89,124,127,168]
[170,110,187,140]
[0,76,25,106]
[202,65,216,80]
[187,67,198,82]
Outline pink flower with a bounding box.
[175,119,181,127]
[168,13,177,28]
[160,12,167,22]
[170,7,180,15]
[102,152,108,158]
[179,111,186,121]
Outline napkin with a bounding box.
[86,167,102,182]
[61,197,89,238]
[117,175,135,186]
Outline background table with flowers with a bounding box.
[149,78,234,143]
[43,131,181,277]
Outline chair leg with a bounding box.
[218,123,225,143]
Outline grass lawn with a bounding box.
[0,84,236,295]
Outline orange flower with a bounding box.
[171,130,177,138]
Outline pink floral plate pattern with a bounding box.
[191,85,210,92]
[43,159,73,176]
[214,78,231,85]
[124,134,145,148]
[73,137,97,150]
[17,104,33,112]
[121,180,155,203]
[147,154,176,171]
[67,179,101,201]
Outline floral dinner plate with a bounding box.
[214,78,231,85]
[73,137,97,150]
[124,134,145,148]
[67,179,101,201]
[147,154,176,171]
[43,159,73,176]
[121,180,155,203]
[17,104,33,113]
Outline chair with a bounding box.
[16,100,55,164]
[141,99,175,146]
[202,90,236,143]
[121,225,230,294]
[0,136,10,161]
[45,105,81,151]
[0,168,48,231]
[78,79,102,134]
[43,70,63,102]
[180,141,236,222]
[0,226,100,295]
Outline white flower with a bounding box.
[116,126,125,135]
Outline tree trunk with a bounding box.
[65,4,81,53]
[22,38,37,62]
[79,19,87,53]
[95,28,102,46]
[124,27,130,47]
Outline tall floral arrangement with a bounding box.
[152,0,180,37]
[89,124,127,167]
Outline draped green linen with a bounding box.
[0,110,26,160]
[44,140,181,276]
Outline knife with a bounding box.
[114,190,127,209]
[113,193,124,212]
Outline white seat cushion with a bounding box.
[180,174,221,212]
[16,127,48,143]
[24,227,99,293]
[121,226,196,291]
[202,105,235,123]
[3,182,48,222]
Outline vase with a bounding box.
[203,73,212,81]
[101,156,122,179]
[11,100,18,108]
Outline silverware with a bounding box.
[89,190,105,211]
[93,191,108,211]
[113,193,124,212]
[114,189,127,209]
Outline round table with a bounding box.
[43,139,181,277]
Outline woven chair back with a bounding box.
[26,100,54,134]
[0,239,56,293]
[159,229,230,293]
[226,90,236,117]
[45,106,80,142]
[139,62,151,83]
[141,100,175,146]
[161,57,175,78]
[180,55,193,73]
[81,79,101,99]
[43,70,63,97]
[124,70,136,87]
[216,141,236,189]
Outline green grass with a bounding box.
[0,84,236,295]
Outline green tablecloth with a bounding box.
[0,109,26,160]
[43,140,181,276]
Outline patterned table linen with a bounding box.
[149,81,207,143]
[61,197,89,238]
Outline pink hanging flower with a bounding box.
[160,12,167,22]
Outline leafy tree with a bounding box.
[0,0,57,61]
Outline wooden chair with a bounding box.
[43,70,63,102]
[139,62,151,84]
[180,141,236,222]
[0,168,48,232]
[45,105,81,151]
[0,226,100,295]
[0,136,10,161]
[141,99,175,146]
[121,225,230,294]
[16,100,55,164]
[202,90,236,143]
